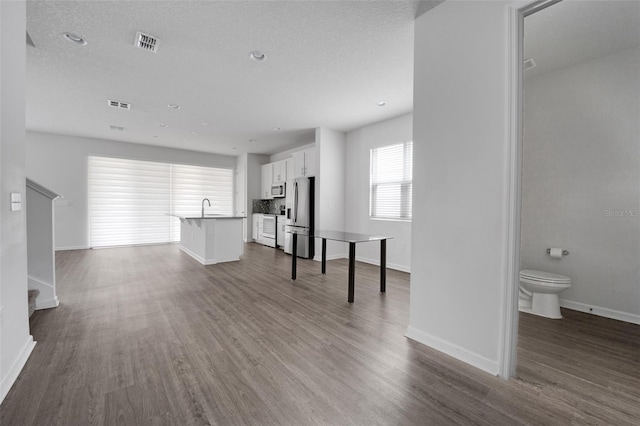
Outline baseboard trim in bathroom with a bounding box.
[560,299,640,325]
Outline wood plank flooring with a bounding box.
[1,243,639,425]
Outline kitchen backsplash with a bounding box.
[252,198,286,214]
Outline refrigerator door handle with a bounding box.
[294,182,298,223]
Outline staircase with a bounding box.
[28,289,39,317]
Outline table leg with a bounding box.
[380,239,386,293]
[348,242,356,303]
[321,238,327,274]
[291,233,297,280]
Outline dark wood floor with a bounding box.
[2,243,639,425]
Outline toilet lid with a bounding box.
[520,269,571,284]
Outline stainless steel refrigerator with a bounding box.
[284,177,314,259]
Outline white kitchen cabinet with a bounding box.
[261,164,273,199]
[276,216,285,248]
[252,214,260,242]
[286,158,294,181]
[272,160,287,184]
[292,148,316,178]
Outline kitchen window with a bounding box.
[370,141,413,221]
[89,156,233,248]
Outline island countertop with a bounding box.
[168,214,246,220]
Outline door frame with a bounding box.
[500,0,563,378]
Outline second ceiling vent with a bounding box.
[108,100,131,110]
[135,31,159,53]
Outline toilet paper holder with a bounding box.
[546,248,569,256]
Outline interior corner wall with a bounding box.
[521,47,640,323]
[1,0,35,403]
[345,113,413,272]
[408,0,511,375]
[25,131,237,250]
[315,127,346,260]
[245,153,269,240]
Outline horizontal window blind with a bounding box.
[89,156,234,248]
[169,164,234,241]
[89,157,171,247]
[370,141,413,220]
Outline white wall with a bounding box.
[27,185,59,309]
[408,0,512,375]
[239,153,269,241]
[1,0,36,403]
[315,127,347,259]
[522,47,640,323]
[25,131,236,250]
[345,113,413,272]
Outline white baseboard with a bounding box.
[405,326,498,376]
[36,296,60,310]
[55,245,89,251]
[0,336,36,404]
[356,255,411,273]
[560,299,640,325]
[178,245,238,265]
[313,253,347,262]
[310,254,411,273]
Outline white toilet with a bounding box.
[519,269,571,319]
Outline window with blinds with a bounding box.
[169,163,233,242]
[370,141,413,221]
[89,156,233,248]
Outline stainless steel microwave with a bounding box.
[271,184,285,197]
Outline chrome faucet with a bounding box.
[202,198,211,217]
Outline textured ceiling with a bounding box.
[525,0,640,79]
[26,0,441,156]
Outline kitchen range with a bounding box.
[252,176,314,259]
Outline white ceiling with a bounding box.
[524,0,640,79]
[26,0,441,157]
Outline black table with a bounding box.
[289,229,392,303]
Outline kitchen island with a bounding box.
[171,215,245,265]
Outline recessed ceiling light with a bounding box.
[232,147,237,150]
[191,132,198,135]
[249,139,256,143]
[159,123,168,127]
[249,51,266,61]
[62,32,87,45]
[273,127,281,131]
[168,104,181,109]
[377,101,386,107]
[152,135,159,138]
[201,122,209,126]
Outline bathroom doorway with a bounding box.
[514,0,640,418]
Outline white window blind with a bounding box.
[89,157,171,247]
[89,156,234,248]
[169,164,233,241]
[370,141,413,220]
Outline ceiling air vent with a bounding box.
[524,57,537,72]
[109,125,125,132]
[134,31,159,53]
[108,100,131,110]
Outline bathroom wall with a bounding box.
[521,46,640,324]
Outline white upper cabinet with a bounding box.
[272,160,287,184]
[292,148,316,178]
[261,164,273,199]
[286,158,294,181]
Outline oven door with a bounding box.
[262,215,276,239]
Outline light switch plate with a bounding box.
[11,202,22,211]
[10,192,21,202]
